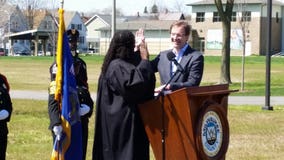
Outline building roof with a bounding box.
[85,14,112,26]
[63,11,77,26]
[158,13,185,20]
[122,14,158,21]
[81,15,90,24]
[31,10,52,30]
[52,10,80,27]
[187,0,284,5]
[98,20,176,31]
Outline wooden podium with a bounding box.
[139,84,236,160]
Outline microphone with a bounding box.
[167,52,185,73]
[56,134,61,141]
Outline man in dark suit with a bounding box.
[151,20,204,93]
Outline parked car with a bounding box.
[87,48,95,53]
[12,43,31,56]
[37,50,44,56]
[0,48,5,56]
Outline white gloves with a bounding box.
[79,104,90,116]
[0,109,9,120]
[53,125,62,140]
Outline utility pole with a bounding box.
[112,0,116,38]
[262,0,273,110]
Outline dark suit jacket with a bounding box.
[151,45,204,91]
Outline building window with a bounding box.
[13,22,18,30]
[71,24,75,29]
[241,11,251,22]
[70,24,82,30]
[44,21,49,29]
[196,12,205,22]
[213,12,221,22]
[77,24,82,30]
[231,12,236,22]
[79,36,84,43]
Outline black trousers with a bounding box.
[81,118,89,160]
[0,131,7,160]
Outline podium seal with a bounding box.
[196,103,229,160]
[201,110,223,157]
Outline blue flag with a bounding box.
[51,8,82,160]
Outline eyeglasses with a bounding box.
[170,33,186,38]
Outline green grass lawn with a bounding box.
[6,99,284,160]
[1,55,284,95]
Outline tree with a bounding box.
[172,0,186,13]
[214,0,234,84]
[151,4,158,13]
[8,0,47,29]
[144,6,148,14]
[237,0,250,91]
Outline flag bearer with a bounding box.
[48,29,94,160]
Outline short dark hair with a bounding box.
[170,20,191,36]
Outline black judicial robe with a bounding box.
[93,58,155,160]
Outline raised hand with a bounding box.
[134,28,145,52]
[135,28,145,46]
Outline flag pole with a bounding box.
[57,1,64,160]
[58,4,63,160]
[57,139,61,160]
[59,1,64,160]
[54,0,65,103]
[60,0,64,9]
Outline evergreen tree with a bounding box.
[144,6,148,14]
[151,4,158,13]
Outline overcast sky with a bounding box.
[63,0,200,15]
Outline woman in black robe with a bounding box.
[92,30,156,160]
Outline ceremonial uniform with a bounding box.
[0,74,12,160]
[48,29,94,160]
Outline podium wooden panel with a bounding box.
[139,84,236,160]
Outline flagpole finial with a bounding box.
[60,0,64,9]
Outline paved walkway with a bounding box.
[228,96,284,105]
[10,90,284,105]
[10,90,97,101]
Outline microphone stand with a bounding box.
[155,70,180,160]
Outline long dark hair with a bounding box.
[101,30,135,75]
